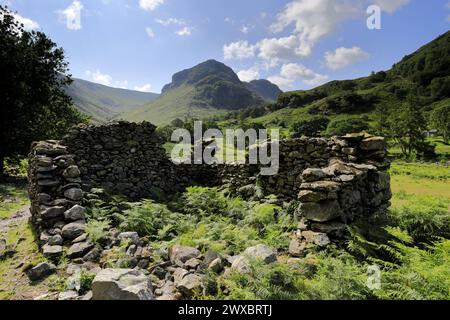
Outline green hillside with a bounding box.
[66,78,159,123]
[226,31,450,132]
[122,60,266,125]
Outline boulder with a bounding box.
[63,166,81,179]
[301,231,331,247]
[298,200,341,222]
[41,206,65,220]
[62,220,86,240]
[42,244,63,259]
[58,290,79,301]
[302,168,326,182]
[64,188,83,201]
[92,269,154,300]
[289,238,306,258]
[47,235,63,246]
[117,232,139,244]
[243,244,277,264]
[298,190,327,202]
[169,245,200,267]
[361,137,386,151]
[64,205,86,221]
[176,274,203,298]
[67,242,94,259]
[27,262,56,281]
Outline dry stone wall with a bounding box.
[28,122,391,261]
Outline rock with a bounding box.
[63,166,81,179]
[231,245,277,274]
[0,239,6,258]
[361,137,386,151]
[83,246,102,262]
[67,242,94,259]
[169,245,200,267]
[176,274,203,297]
[184,258,201,269]
[72,233,88,244]
[230,256,251,273]
[302,231,331,247]
[208,258,223,273]
[311,222,347,238]
[41,206,65,219]
[37,179,60,187]
[64,188,83,201]
[302,168,326,182]
[64,205,86,221]
[62,220,86,240]
[92,269,154,300]
[47,234,63,246]
[173,268,189,287]
[27,262,56,281]
[81,291,93,300]
[243,244,277,264]
[42,244,63,259]
[203,250,220,266]
[298,190,327,202]
[300,181,340,192]
[58,290,79,301]
[298,200,341,222]
[289,238,306,258]
[118,232,139,244]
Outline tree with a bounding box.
[386,94,436,159]
[374,102,390,136]
[0,6,87,176]
[430,104,450,144]
[290,116,329,137]
[325,117,370,136]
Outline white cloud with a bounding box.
[176,27,191,36]
[134,84,153,92]
[280,63,328,85]
[223,40,256,60]
[270,0,361,58]
[85,70,112,86]
[240,25,252,34]
[257,35,301,66]
[145,27,155,38]
[267,75,294,88]
[58,0,83,30]
[139,0,164,11]
[269,63,328,89]
[324,46,369,70]
[224,17,235,25]
[237,67,260,82]
[156,18,186,26]
[9,13,40,31]
[373,0,410,14]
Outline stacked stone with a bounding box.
[62,121,179,200]
[28,140,94,261]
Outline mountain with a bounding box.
[123,60,266,125]
[232,31,450,128]
[244,79,283,102]
[66,78,159,123]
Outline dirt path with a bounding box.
[0,206,31,234]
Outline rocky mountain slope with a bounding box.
[66,78,159,123]
[122,60,272,125]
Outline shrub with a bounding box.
[182,187,228,217]
[325,117,370,136]
[86,219,111,244]
[119,200,178,238]
[290,116,330,137]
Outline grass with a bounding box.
[0,221,65,300]
[0,183,29,220]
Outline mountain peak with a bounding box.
[162,59,240,93]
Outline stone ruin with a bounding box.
[26,121,391,298]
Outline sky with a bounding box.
[1,0,450,93]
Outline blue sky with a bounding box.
[2,0,450,93]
